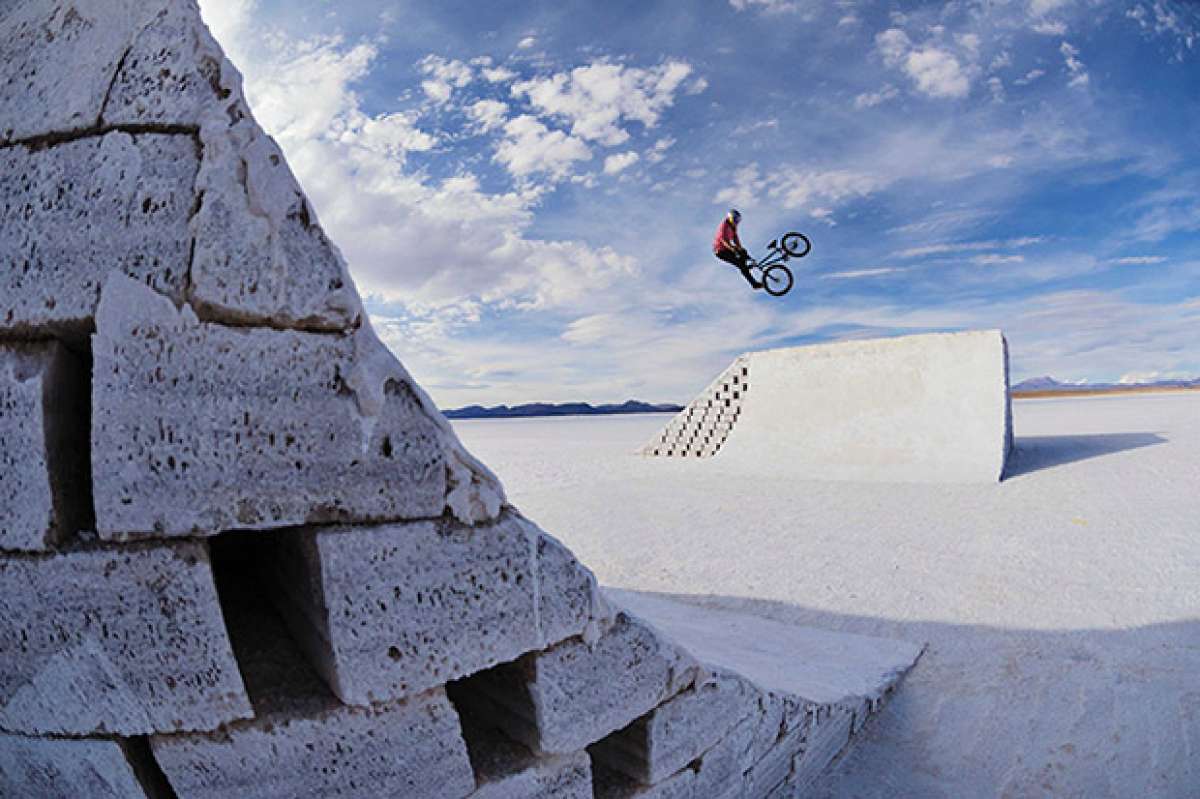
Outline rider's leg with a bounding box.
[715,249,761,289]
[737,262,762,289]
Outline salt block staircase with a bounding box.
[0,1,921,797]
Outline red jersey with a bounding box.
[713,217,740,253]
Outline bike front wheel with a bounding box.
[762,265,793,296]
[780,232,811,258]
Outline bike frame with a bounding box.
[746,241,791,271]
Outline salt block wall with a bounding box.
[0,2,911,797]
[647,330,1013,483]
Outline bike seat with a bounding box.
[768,238,777,249]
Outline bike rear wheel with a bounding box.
[762,265,793,296]
[780,232,811,258]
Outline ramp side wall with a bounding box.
[715,330,1011,483]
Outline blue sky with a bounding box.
[198,0,1200,405]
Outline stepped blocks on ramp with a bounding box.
[0,1,920,796]
[644,330,1014,482]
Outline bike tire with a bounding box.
[762,265,793,296]
[780,232,811,258]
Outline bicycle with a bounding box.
[746,232,810,297]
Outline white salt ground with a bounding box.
[452,393,1200,798]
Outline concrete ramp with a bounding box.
[643,330,1013,483]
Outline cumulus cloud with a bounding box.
[715,163,884,221]
[729,0,801,13]
[516,36,536,50]
[1127,2,1199,59]
[1060,41,1090,87]
[875,28,972,99]
[1014,68,1046,85]
[468,99,509,132]
[1032,19,1068,35]
[494,115,592,180]
[645,136,675,164]
[603,151,639,175]
[511,60,695,146]
[194,0,642,324]
[854,85,900,109]
[418,55,473,104]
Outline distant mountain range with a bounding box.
[1012,375,1200,393]
[444,399,684,419]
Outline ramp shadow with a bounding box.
[1003,432,1166,478]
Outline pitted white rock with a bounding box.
[0,341,89,551]
[91,273,452,536]
[0,542,251,735]
[0,733,156,799]
[0,132,197,335]
[263,510,604,706]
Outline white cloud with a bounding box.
[1112,255,1166,265]
[468,99,509,132]
[972,253,1026,265]
[603,151,639,175]
[645,136,676,164]
[875,28,972,99]
[194,0,642,326]
[1127,2,1199,59]
[494,115,592,180]
[854,85,899,109]
[1014,68,1046,85]
[417,55,473,104]
[1029,0,1072,16]
[482,65,518,83]
[895,237,1044,258]
[987,76,1006,103]
[516,36,536,50]
[1060,41,1089,88]
[876,29,912,64]
[729,0,801,13]
[686,76,709,95]
[511,60,696,146]
[904,47,971,98]
[714,163,884,217]
[822,267,903,280]
[1032,19,1068,35]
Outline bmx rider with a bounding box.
[712,208,761,289]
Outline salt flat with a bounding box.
[452,393,1200,797]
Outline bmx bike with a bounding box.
[746,232,811,297]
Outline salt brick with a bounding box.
[0,733,158,799]
[262,510,605,705]
[0,0,159,143]
[0,132,197,336]
[0,341,89,551]
[461,613,698,755]
[0,542,251,735]
[591,670,758,784]
[91,273,447,537]
[462,720,591,799]
[152,688,475,799]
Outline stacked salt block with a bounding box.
[1,2,919,797]
[640,356,749,458]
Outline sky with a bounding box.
[196,0,1200,406]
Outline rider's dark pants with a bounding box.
[715,248,759,287]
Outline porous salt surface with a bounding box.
[452,392,1200,797]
